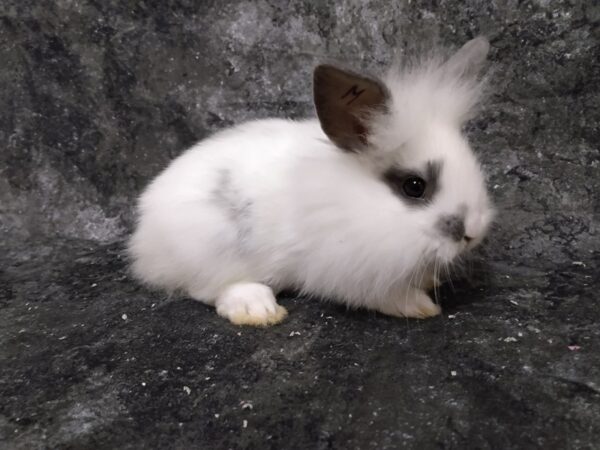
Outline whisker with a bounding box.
[444,261,456,293]
[430,257,437,303]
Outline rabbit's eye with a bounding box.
[403,176,426,198]
[383,162,440,205]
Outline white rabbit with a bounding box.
[128,37,494,326]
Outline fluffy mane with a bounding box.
[370,38,490,156]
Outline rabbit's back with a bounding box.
[128,118,326,299]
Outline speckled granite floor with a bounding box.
[1,1,599,449]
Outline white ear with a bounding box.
[443,36,490,78]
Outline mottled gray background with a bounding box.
[1,1,599,449]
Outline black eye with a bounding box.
[403,176,426,198]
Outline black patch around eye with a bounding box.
[382,160,443,206]
[425,160,442,195]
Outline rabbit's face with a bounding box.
[380,122,493,264]
[313,37,493,266]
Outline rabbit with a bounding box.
[128,37,494,326]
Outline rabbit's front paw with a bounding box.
[215,283,288,326]
[420,275,440,292]
[379,288,441,319]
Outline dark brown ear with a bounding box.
[313,65,389,152]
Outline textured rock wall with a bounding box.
[2,0,598,269]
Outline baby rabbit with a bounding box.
[128,37,494,326]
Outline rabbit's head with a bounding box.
[313,37,494,266]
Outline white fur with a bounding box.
[128,41,494,324]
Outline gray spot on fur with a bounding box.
[212,169,252,249]
[437,214,465,242]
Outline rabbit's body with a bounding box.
[130,119,431,308]
[129,38,494,325]
[130,119,327,302]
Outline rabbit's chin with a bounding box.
[434,240,468,266]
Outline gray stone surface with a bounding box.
[1,0,599,448]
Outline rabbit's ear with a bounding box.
[443,36,490,78]
[313,65,389,152]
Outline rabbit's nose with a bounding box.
[436,214,465,242]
